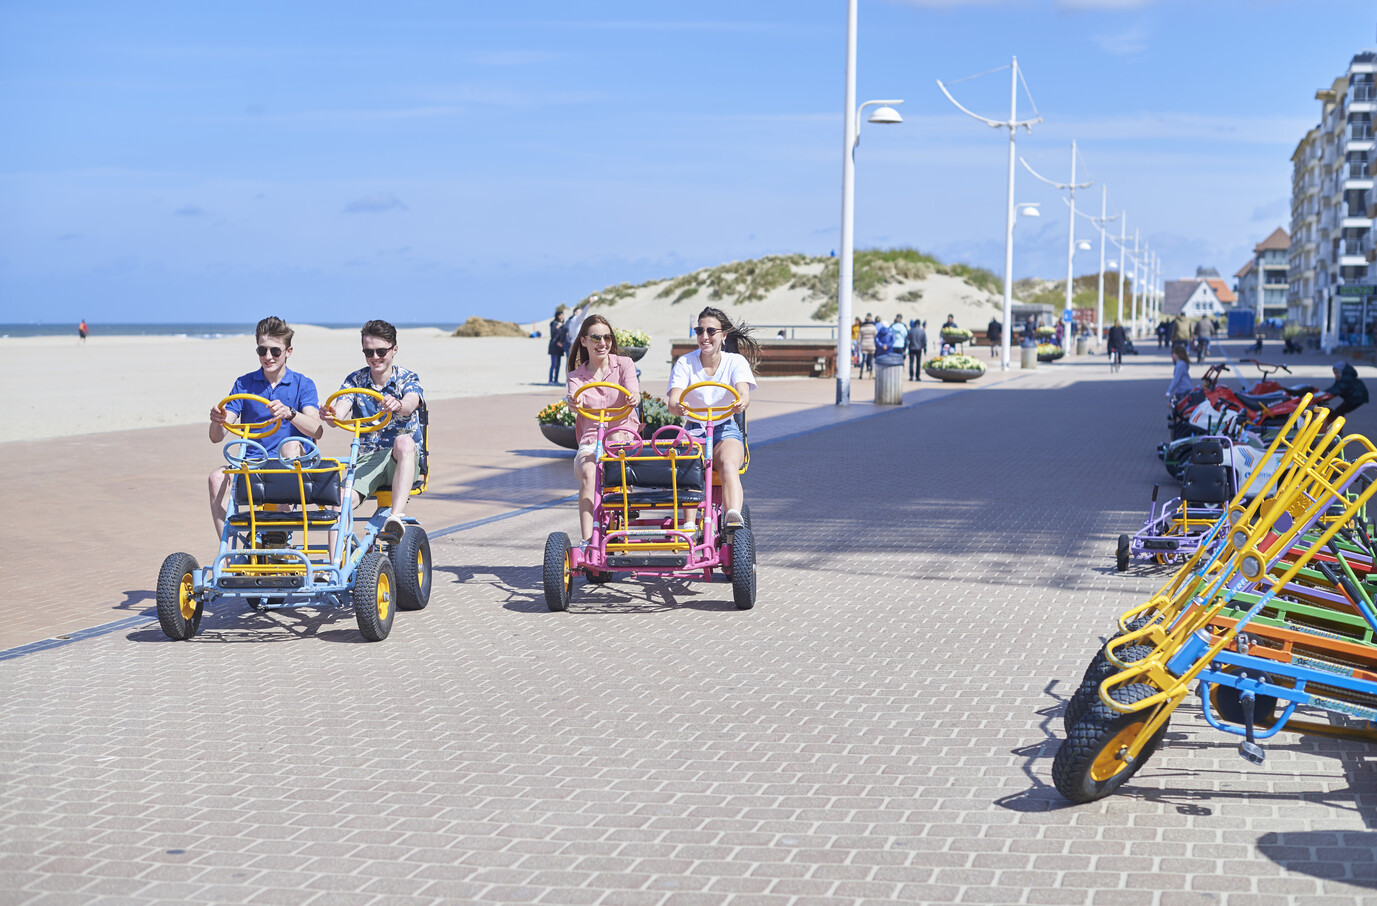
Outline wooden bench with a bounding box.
[670,340,837,378]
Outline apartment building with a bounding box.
[1235,227,1290,322]
[1291,52,1376,349]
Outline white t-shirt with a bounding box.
[668,349,756,430]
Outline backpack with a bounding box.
[874,324,894,354]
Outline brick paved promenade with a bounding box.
[6,341,1377,905]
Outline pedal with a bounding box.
[1238,687,1266,765]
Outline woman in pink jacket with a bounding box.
[566,314,640,544]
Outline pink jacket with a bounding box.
[567,355,640,447]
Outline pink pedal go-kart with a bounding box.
[542,380,757,611]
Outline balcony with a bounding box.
[1350,161,1372,179]
[1349,124,1376,145]
[1352,85,1377,104]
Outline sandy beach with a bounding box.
[2,267,1005,444]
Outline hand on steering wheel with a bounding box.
[678,380,741,426]
[214,393,282,440]
[323,387,393,436]
[571,381,635,423]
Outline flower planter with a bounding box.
[1037,351,1065,363]
[622,345,648,362]
[923,366,983,383]
[539,423,577,450]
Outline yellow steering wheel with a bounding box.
[678,380,741,427]
[571,381,636,423]
[325,387,394,436]
[216,393,282,440]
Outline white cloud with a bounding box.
[173,205,206,217]
[344,193,407,214]
[1092,24,1150,55]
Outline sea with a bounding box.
[0,322,457,339]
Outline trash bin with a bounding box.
[874,353,904,404]
[1020,340,1037,370]
[1076,336,1089,355]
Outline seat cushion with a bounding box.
[601,456,704,492]
[1181,464,1231,504]
[1190,440,1225,465]
[233,459,342,507]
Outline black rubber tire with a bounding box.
[586,569,614,585]
[156,552,202,641]
[1116,534,1131,572]
[390,526,432,611]
[731,528,757,610]
[1064,644,1154,733]
[1052,683,1170,804]
[352,551,396,642]
[1206,670,1280,726]
[543,532,572,612]
[741,504,756,563]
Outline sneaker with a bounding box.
[725,508,745,531]
[380,515,406,544]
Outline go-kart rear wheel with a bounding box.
[544,532,573,612]
[1116,534,1130,572]
[1064,644,1154,733]
[1052,683,1170,804]
[741,504,756,564]
[156,552,202,640]
[730,528,757,610]
[353,551,395,642]
[390,526,432,611]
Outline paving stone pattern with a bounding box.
[5,346,1377,904]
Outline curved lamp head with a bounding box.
[1017,204,1041,218]
[1076,240,1093,251]
[868,105,903,125]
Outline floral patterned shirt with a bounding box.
[338,365,425,453]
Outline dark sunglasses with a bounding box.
[586,333,613,343]
[256,345,283,357]
[362,346,394,359]
[693,326,722,337]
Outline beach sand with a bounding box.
[3,270,1001,443]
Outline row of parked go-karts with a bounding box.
[1052,362,1377,803]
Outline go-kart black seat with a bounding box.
[1181,440,1232,506]
[1234,392,1278,411]
[601,456,705,506]
[233,458,342,507]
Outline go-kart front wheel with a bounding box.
[390,525,432,611]
[156,552,202,640]
[1116,534,1130,572]
[1052,683,1170,804]
[544,532,573,612]
[730,528,757,610]
[353,551,396,641]
[1064,644,1154,733]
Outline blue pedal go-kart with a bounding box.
[156,388,432,642]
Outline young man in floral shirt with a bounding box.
[322,319,424,542]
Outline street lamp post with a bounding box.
[937,56,1043,371]
[835,1,903,406]
[1022,141,1092,357]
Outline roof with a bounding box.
[1206,278,1237,304]
[1235,259,1255,279]
[1164,280,1200,316]
[1254,227,1290,252]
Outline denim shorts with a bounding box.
[688,418,744,445]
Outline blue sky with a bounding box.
[1,0,1372,324]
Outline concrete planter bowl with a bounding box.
[621,345,648,362]
[538,423,577,450]
[923,365,983,383]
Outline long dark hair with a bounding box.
[568,314,620,371]
[697,306,760,368]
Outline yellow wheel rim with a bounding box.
[178,572,196,620]
[376,571,392,621]
[564,549,572,591]
[1090,720,1149,782]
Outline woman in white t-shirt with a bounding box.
[667,306,759,532]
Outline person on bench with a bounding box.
[321,319,425,544]
[566,314,640,547]
[208,316,323,535]
[668,306,759,533]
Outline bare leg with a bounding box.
[388,436,417,519]
[714,438,746,515]
[208,466,230,536]
[577,456,597,542]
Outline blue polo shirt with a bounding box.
[225,367,320,456]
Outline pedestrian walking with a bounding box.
[986,317,1001,358]
[1322,362,1370,422]
[78,319,88,344]
[851,317,861,366]
[1106,319,1127,373]
[907,319,927,380]
[1166,345,1192,405]
[547,308,568,384]
[858,317,877,378]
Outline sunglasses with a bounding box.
[256,345,284,357]
[586,333,613,343]
[362,346,394,359]
[693,326,722,337]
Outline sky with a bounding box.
[1,0,1374,325]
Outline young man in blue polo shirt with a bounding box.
[322,319,424,543]
[207,316,323,534]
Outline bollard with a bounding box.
[1021,343,1038,370]
[874,353,904,404]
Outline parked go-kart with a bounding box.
[156,388,433,642]
[542,380,757,612]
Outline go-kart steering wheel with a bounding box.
[215,393,283,440]
[279,437,322,469]
[678,380,741,426]
[324,387,393,435]
[223,438,270,467]
[571,382,636,423]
